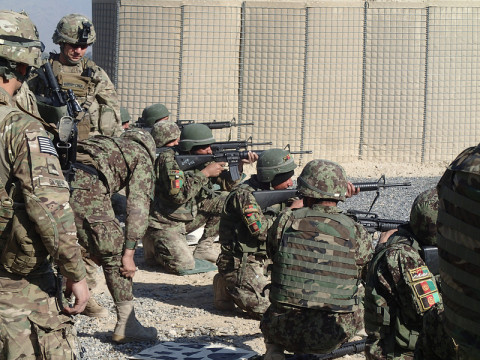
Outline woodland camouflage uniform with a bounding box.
[28,14,123,140]
[260,160,374,357]
[0,10,86,359]
[144,123,238,274]
[364,188,441,360]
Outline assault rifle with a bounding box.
[285,339,366,360]
[346,210,407,233]
[177,118,254,130]
[210,136,272,152]
[252,176,411,210]
[175,148,312,182]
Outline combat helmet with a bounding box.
[121,129,156,164]
[120,107,131,125]
[409,187,438,246]
[140,104,170,127]
[151,120,180,148]
[0,10,43,80]
[297,159,348,201]
[52,14,96,45]
[257,148,297,183]
[178,123,215,152]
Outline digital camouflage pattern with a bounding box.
[52,13,96,45]
[151,120,180,148]
[0,10,43,70]
[364,226,441,360]
[0,84,85,357]
[297,159,348,201]
[409,187,438,246]
[216,175,279,319]
[261,203,374,354]
[70,135,154,302]
[144,146,236,273]
[28,54,123,140]
[436,144,480,356]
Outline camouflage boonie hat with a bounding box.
[52,14,96,45]
[410,187,438,246]
[0,10,43,68]
[151,120,180,148]
[297,159,348,201]
[257,148,296,183]
[121,129,156,164]
[141,104,170,127]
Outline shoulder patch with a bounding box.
[37,136,58,157]
[168,169,184,195]
[242,204,262,235]
[407,266,440,312]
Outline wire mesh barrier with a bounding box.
[93,0,480,165]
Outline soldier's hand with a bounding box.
[241,151,258,164]
[346,182,360,198]
[201,162,227,177]
[63,278,90,315]
[378,228,397,244]
[120,249,137,278]
[289,198,304,209]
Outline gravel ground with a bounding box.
[75,174,441,360]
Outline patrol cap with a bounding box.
[410,187,438,246]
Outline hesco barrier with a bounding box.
[92,0,480,165]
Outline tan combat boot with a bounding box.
[264,342,285,360]
[81,297,109,318]
[213,273,235,311]
[112,301,157,343]
[193,236,219,263]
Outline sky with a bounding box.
[0,0,92,54]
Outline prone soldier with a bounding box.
[0,10,89,358]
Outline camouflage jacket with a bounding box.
[219,175,280,259]
[13,82,41,118]
[75,136,154,247]
[267,204,374,311]
[149,147,237,224]
[0,87,86,281]
[28,54,123,139]
[364,227,441,358]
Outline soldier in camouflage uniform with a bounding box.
[28,13,123,140]
[0,10,89,358]
[120,107,131,130]
[136,103,170,129]
[260,159,373,360]
[70,129,157,343]
[214,148,299,319]
[424,144,480,360]
[364,187,442,360]
[144,123,254,274]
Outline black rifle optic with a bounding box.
[34,62,83,175]
[285,339,366,360]
[177,118,254,130]
[252,176,411,210]
[175,148,312,182]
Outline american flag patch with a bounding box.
[38,136,58,157]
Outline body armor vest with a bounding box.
[270,207,360,312]
[364,230,422,355]
[437,145,480,352]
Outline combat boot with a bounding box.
[213,273,235,311]
[81,297,109,318]
[112,301,157,343]
[264,342,285,360]
[193,236,219,263]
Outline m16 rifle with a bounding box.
[346,210,407,233]
[252,175,411,210]
[175,148,312,182]
[285,339,366,360]
[177,118,254,130]
[210,136,272,152]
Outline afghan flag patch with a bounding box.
[407,266,440,312]
[419,291,441,311]
[408,266,431,282]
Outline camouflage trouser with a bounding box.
[144,193,227,274]
[0,270,78,359]
[217,253,270,319]
[260,304,363,354]
[70,169,133,302]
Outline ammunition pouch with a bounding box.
[98,104,116,136]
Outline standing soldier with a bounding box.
[0,10,89,358]
[260,160,373,360]
[215,148,297,318]
[70,129,157,343]
[364,188,442,360]
[28,13,123,139]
